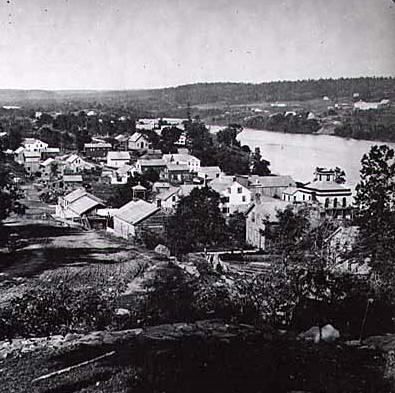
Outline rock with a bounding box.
[321,324,340,342]
[299,324,340,343]
[115,308,130,316]
[154,244,171,257]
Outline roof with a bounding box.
[199,166,222,174]
[209,176,237,194]
[282,186,299,195]
[63,188,87,203]
[132,184,147,191]
[153,182,171,190]
[179,184,200,196]
[15,146,24,154]
[115,134,129,142]
[248,197,290,222]
[129,132,147,143]
[157,186,180,201]
[302,181,351,192]
[66,154,80,163]
[138,159,166,167]
[107,151,131,161]
[41,158,55,166]
[116,164,133,175]
[84,143,112,149]
[44,147,60,153]
[166,163,190,172]
[68,194,104,215]
[249,175,296,188]
[23,151,41,158]
[163,153,199,164]
[114,199,160,225]
[63,175,83,182]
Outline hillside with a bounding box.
[0,77,394,109]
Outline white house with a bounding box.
[162,153,200,172]
[210,175,252,215]
[23,151,41,173]
[197,166,223,182]
[64,154,95,173]
[110,164,134,185]
[106,151,131,168]
[128,132,150,150]
[282,168,353,218]
[22,138,48,152]
[55,188,105,221]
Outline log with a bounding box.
[32,350,116,383]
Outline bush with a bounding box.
[0,284,116,339]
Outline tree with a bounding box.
[354,145,395,289]
[167,187,226,254]
[216,126,241,147]
[250,147,271,176]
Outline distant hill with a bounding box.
[0,77,394,108]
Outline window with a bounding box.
[343,197,347,207]
[228,187,231,194]
[334,198,338,208]
[327,175,330,181]
[251,212,255,222]
[303,194,305,201]
[237,187,242,194]
[325,198,329,208]
[293,196,296,201]
[242,196,246,202]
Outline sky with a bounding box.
[0,0,394,90]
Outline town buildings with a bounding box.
[84,142,112,159]
[128,132,150,150]
[106,151,131,168]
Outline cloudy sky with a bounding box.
[0,0,394,89]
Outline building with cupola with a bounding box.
[282,168,353,218]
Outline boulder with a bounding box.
[154,244,171,257]
[299,324,340,343]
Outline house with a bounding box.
[152,181,172,194]
[23,151,41,173]
[84,142,112,159]
[197,166,223,182]
[162,163,193,184]
[110,164,133,185]
[244,175,296,199]
[107,151,131,168]
[113,199,167,240]
[128,132,150,150]
[114,134,130,151]
[22,138,48,152]
[135,159,167,175]
[288,168,353,218]
[246,196,290,249]
[353,100,390,111]
[174,132,187,146]
[156,183,201,211]
[162,153,200,172]
[210,175,252,215]
[40,158,57,181]
[64,154,94,173]
[62,174,84,191]
[14,146,25,165]
[41,147,61,160]
[55,188,106,228]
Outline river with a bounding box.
[234,128,395,188]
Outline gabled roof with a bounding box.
[14,146,25,154]
[129,132,147,143]
[68,195,104,215]
[41,158,55,166]
[249,175,296,188]
[163,153,200,164]
[107,151,131,161]
[198,166,222,173]
[66,154,81,163]
[138,159,166,167]
[63,188,87,203]
[282,186,299,195]
[248,196,290,222]
[157,186,180,201]
[114,199,160,225]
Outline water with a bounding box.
[236,128,395,187]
